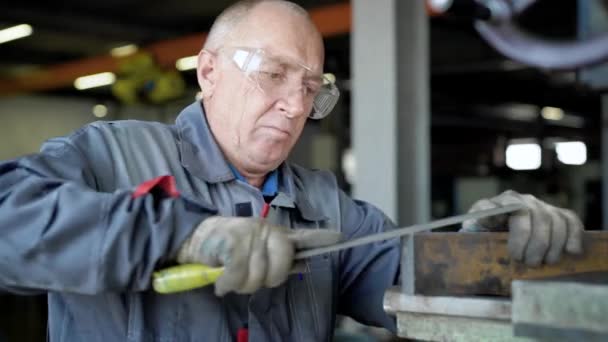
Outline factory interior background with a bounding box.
[0,0,607,341]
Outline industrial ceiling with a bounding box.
[0,0,604,174]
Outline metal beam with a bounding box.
[384,287,512,321]
[512,280,608,340]
[392,311,532,341]
[412,231,608,296]
[0,3,351,95]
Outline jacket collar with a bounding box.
[177,101,234,184]
[176,101,327,221]
[280,164,329,221]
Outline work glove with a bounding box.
[461,190,584,266]
[177,216,342,296]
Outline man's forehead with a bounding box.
[229,4,324,70]
[225,37,323,73]
[265,46,323,71]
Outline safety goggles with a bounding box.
[217,47,339,119]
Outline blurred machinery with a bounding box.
[112,53,185,104]
[428,0,608,71]
[382,1,608,340]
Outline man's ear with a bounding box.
[197,50,218,99]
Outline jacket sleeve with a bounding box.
[336,190,400,333]
[0,138,216,295]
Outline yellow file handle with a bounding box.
[152,264,224,294]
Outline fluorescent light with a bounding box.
[0,24,33,44]
[341,148,356,185]
[110,44,138,57]
[74,72,116,90]
[92,104,108,118]
[506,143,541,170]
[427,0,453,13]
[176,56,198,71]
[556,141,586,165]
[541,106,564,121]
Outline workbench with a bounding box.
[383,232,608,341]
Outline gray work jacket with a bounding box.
[0,102,400,341]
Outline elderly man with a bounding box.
[0,0,583,341]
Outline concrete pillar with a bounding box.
[352,0,430,226]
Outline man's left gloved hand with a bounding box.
[461,190,584,266]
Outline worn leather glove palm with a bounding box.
[177,216,342,296]
[461,190,584,266]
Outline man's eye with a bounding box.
[259,71,285,82]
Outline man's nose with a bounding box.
[277,85,306,119]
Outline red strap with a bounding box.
[233,203,270,342]
[237,328,248,342]
[131,175,180,199]
[261,202,270,218]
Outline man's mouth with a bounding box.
[261,126,291,137]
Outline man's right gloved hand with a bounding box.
[177,216,342,296]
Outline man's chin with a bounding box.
[249,149,286,170]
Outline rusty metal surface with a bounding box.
[413,231,608,296]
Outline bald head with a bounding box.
[204,0,320,53]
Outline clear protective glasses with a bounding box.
[216,47,339,120]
